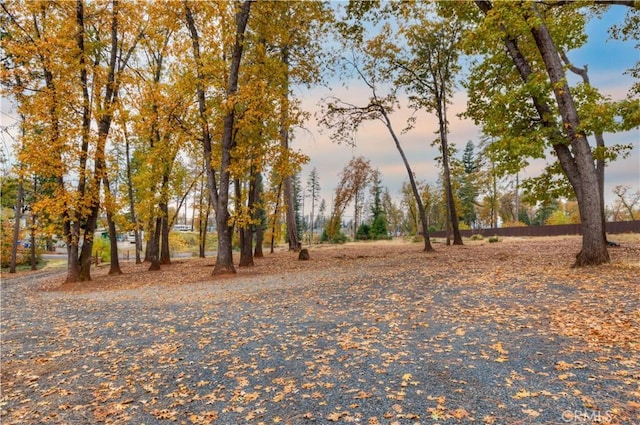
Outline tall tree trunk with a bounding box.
[184,0,219,262]
[282,165,298,250]
[238,178,254,267]
[103,174,122,275]
[439,100,463,245]
[441,139,463,245]
[198,172,207,258]
[9,176,24,273]
[160,203,170,265]
[79,0,122,281]
[123,120,141,264]
[253,172,264,258]
[528,5,608,266]
[279,46,299,251]
[475,1,609,266]
[79,131,111,281]
[199,191,210,258]
[184,1,251,275]
[148,217,162,271]
[213,1,252,274]
[379,108,433,251]
[29,211,36,271]
[270,183,282,254]
[160,174,171,265]
[560,51,609,242]
[67,0,90,281]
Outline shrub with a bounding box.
[370,215,389,240]
[470,234,484,241]
[356,223,370,240]
[174,231,198,247]
[502,220,527,228]
[169,232,190,253]
[92,236,111,262]
[321,228,348,244]
[488,236,500,243]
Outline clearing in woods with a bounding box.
[1,235,639,424]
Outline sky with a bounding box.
[295,5,640,219]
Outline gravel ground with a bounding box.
[1,237,639,424]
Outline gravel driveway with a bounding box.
[2,238,639,424]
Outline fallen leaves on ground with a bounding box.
[1,235,639,424]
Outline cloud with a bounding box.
[296,71,639,216]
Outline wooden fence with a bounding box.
[429,220,640,239]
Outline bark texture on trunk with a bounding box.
[528,5,608,266]
[380,107,433,251]
[237,178,254,268]
[213,1,252,275]
[148,217,162,271]
[283,174,299,251]
[9,177,24,273]
[104,174,122,275]
[160,200,171,265]
[253,172,264,259]
[475,1,609,266]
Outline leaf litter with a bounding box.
[1,235,639,424]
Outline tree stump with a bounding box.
[298,248,310,261]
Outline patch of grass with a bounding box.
[1,258,51,273]
[43,259,67,270]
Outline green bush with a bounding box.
[356,223,370,240]
[92,237,110,262]
[370,216,389,240]
[470,234,484,241]
[488,236,500,243]
[322,229,348,244]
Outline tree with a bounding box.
[612,185,640,221]
[316,198,327,235]
[324,157,372,243]
[395,7,465,245]
[184,1,252,275]
[1,1,144,281]
[463,2,639,265]
[458,141,479,228]
[319,36,433,250]
[77,0,142,280]
[118,1,203,272]
[382,189,403,237]
[369,169,388,239]
[266,1,332,251]
[292,173,304,245]
[306,167,321,244]
[2,1,79,280]
[215,0,251,274]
